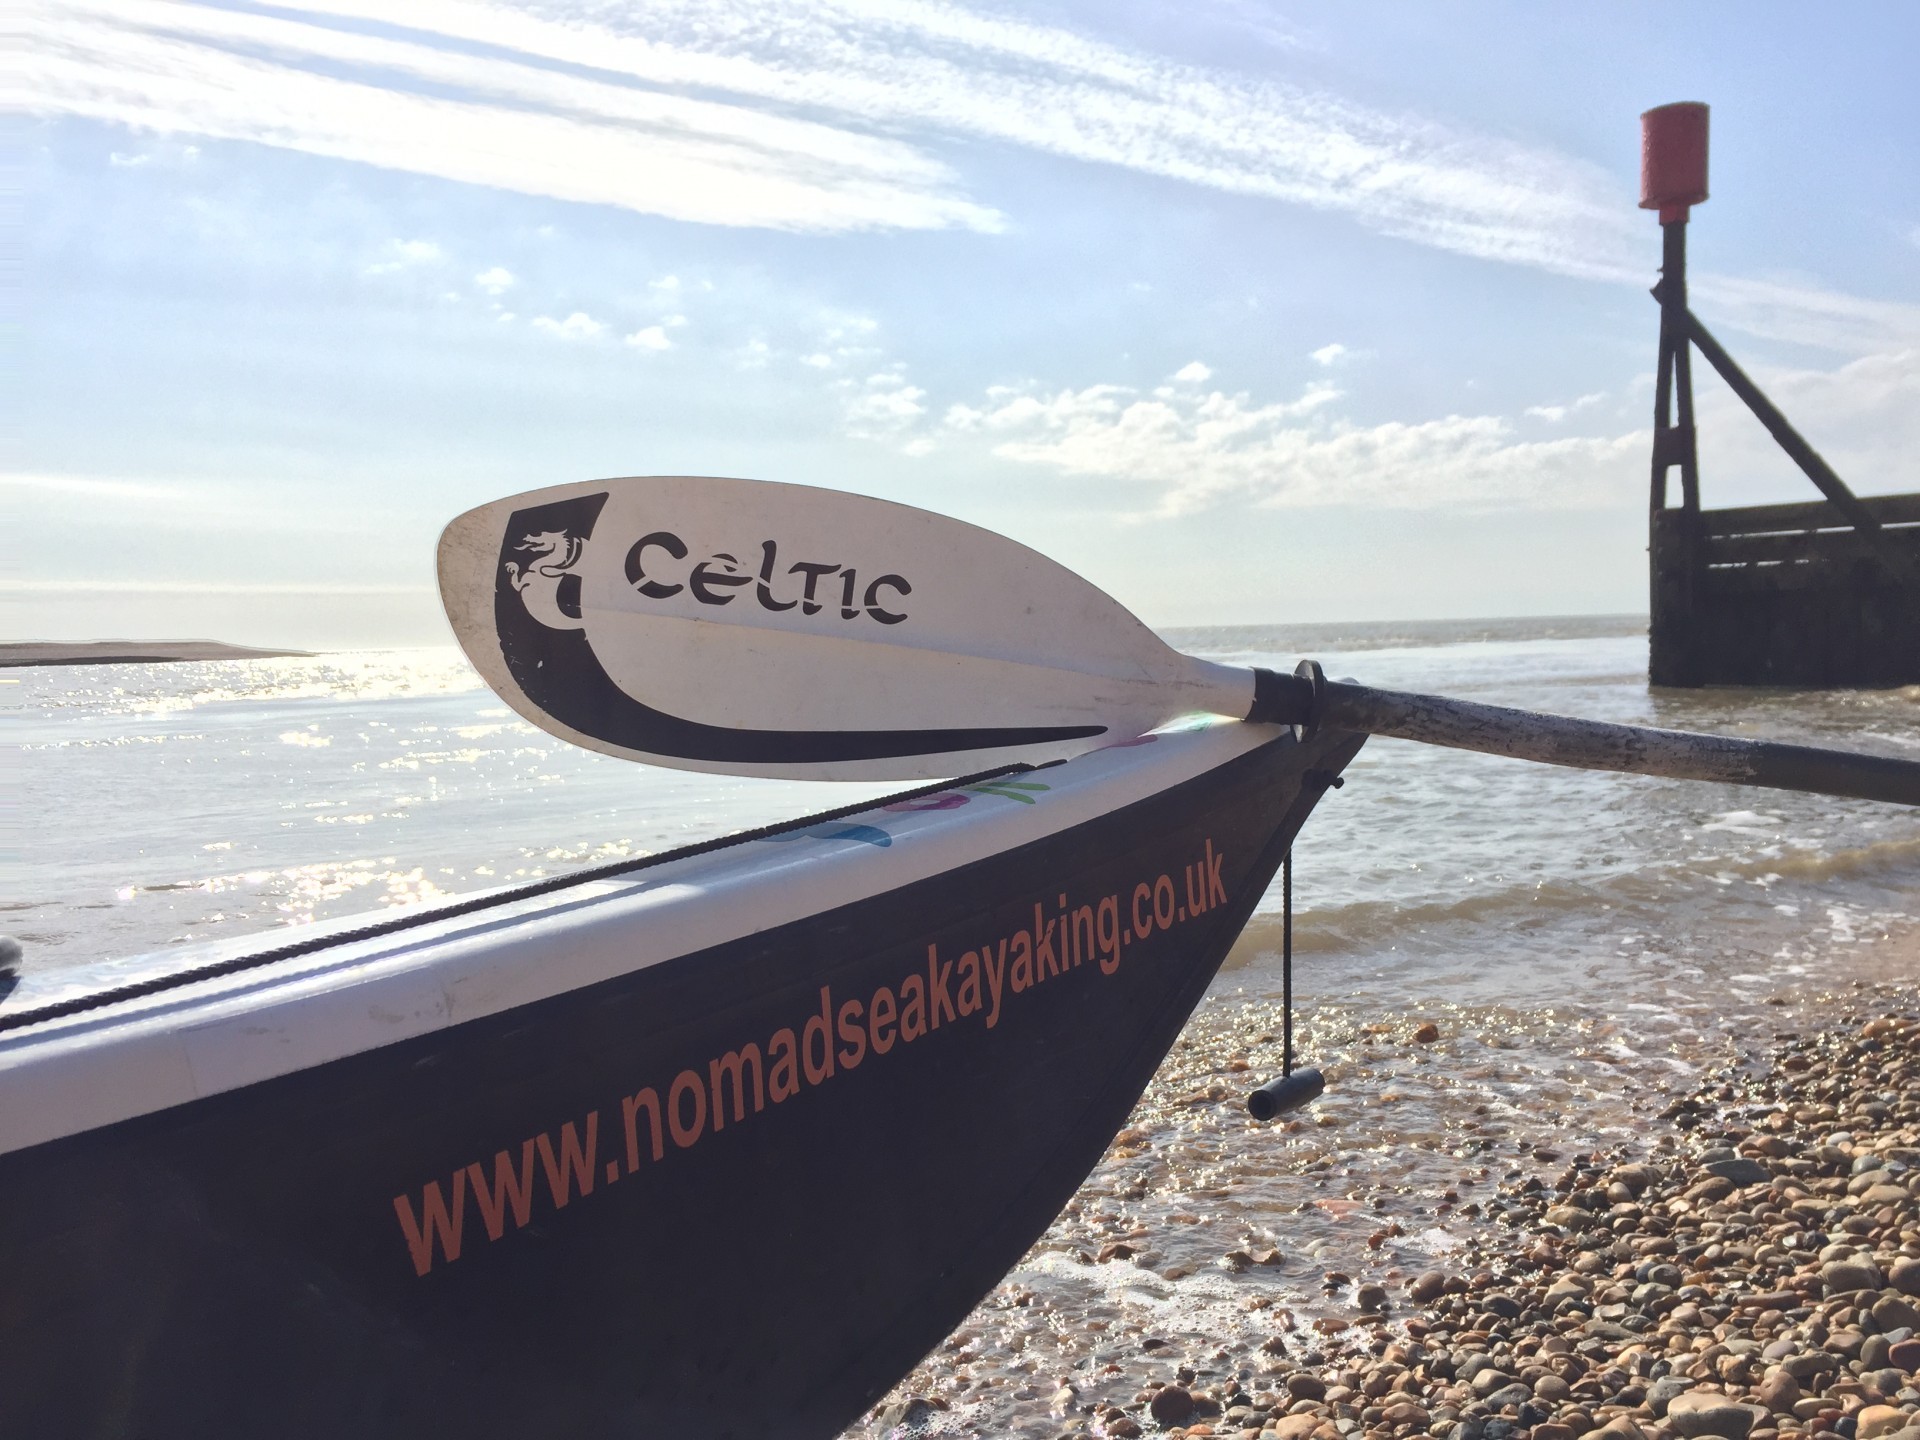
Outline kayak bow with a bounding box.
[1,719,1360,1439]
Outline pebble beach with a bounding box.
[857,968,1920,1440]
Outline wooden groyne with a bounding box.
[1652,495,1920,688]
[1639,102,1920,690]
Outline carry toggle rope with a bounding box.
[1247,835,1328,1119]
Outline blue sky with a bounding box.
[15,0,1919,647]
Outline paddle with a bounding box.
[438,476,1918,805]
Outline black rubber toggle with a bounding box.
[1247,1067,1325,1120]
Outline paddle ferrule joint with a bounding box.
[1246,662,1323,734]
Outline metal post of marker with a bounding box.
[1248,846,1324,1120]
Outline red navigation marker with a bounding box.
[1640,101,1710,224]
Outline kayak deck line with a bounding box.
[0,762,1038,1039]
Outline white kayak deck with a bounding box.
[1,720,1277,1156]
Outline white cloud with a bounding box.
[1309,343,1348,367]
[1689,275,1920,355]
[363,238,443,275]
[219,0,1630,275]
[473,266,514,295]
[1687,348,1918,503]
[531,311,604,340]
[841,370,929,445]
[954,347,1917,515]
[28,0,1000,235]
[24,0,1909,349]
[624,326,672,350]
[1172,361,1212,383]
[946,378,1641,515]
[1524,391,1604,423]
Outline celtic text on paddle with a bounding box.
[391,839,1230,1276]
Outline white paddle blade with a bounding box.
[438,476,1252,780]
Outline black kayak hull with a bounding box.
[0,726,1361,1439]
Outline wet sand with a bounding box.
[853,932,1920,1439]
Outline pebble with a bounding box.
[1668,1392,1762,1440]
[1650,1377,1695,1415]
[1756,1368,1801,1412]
[1822,1258,1884,1294]
[1891,1257,1920,1296]
[1151,1386,1196,1425]
[1285,1373,1328,1402]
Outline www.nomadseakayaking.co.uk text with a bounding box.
[392,839,1230,1275]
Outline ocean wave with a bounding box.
[1232,832,1920,958]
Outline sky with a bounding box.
[13,0,1919,648]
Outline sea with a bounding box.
[8,619,1918,1434]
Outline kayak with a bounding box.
[0,716,1360,1439]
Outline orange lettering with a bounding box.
[1185,863,1207,917]
[835,1001,866,1071]
[466,1141,537,1241]
[393,1171,467,1277]
[669,1070,706,1148]
[1009,928,1033,993]
[1096,895,1122,974]
[769,1027,802,1101]
[869,985,897,1055]
[709,1044,765,1129]
[898,974,927,1042]
[622,1088,664,1169]
[802,986,835,1085]
[955,950,982,1016]
[1069,905,1095,970]
[536,1113,599,1209]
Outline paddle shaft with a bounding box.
[1249,670,1919,806]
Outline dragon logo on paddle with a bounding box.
[505,530,588,630]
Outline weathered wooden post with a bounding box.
[1641,102,1710,687]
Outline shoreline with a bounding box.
[853,951,1920,1439]
[0,640,315,668]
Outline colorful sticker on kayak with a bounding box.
[390,837,1231,1277]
